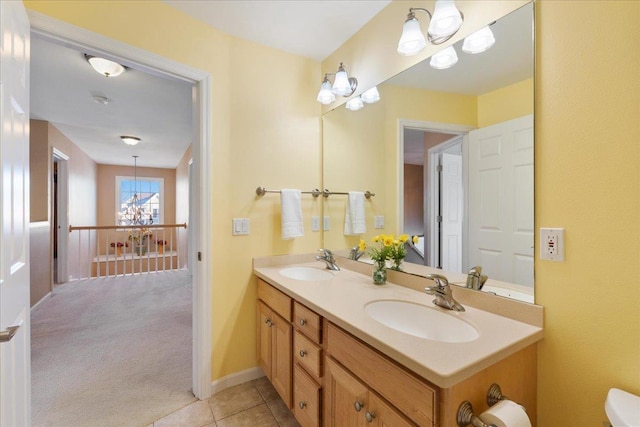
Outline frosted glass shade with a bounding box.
[462,26,495,54]
[332,68,352,96]
[430,46,458,69]
[87,56,125,77]
[397,17,427,55]
[120,136,141,146]
[427,0,463,39]
[317,80,336,104]
[345,97,364,111]
[361,87,380,104]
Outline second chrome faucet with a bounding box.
[316,248,340,271]
[424,273,465,312]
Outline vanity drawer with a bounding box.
[258,279,291,321]
[326,322,436,427]
[293,365,321,427]
[293,301,322,343]
[294,330,322,379]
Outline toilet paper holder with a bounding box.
[456,383,515,427]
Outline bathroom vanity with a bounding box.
[254,254,543,427]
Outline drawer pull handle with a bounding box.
[299,318,307,326]
[365,411,376,423]
[299,350,307,357]
[354,401,364,412]
[298,401,307,409]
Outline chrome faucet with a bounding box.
[465,266,488,290]
[424,273,465,312]
[349,246,364,261]
[316,248,340,271]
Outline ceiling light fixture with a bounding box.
[397,0,464,55]
[317,62,358,104]
[120,135,141,146]
[462,24,496,54]
[85,54,126,77]
[430,45,459,69]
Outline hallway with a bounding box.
[31,270,194,427]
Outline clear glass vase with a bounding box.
[372,264,387,285]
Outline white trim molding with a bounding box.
[211,367,265,396]
[28,10,213,400]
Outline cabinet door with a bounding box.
[271,310,292,408]
[367,392,416,427]
[257,301,272,379]
[324,358,368,427]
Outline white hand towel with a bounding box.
[344,191,366,235]
[281,189,304,240]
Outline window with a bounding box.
[116,176,164,225]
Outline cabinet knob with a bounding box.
[365,411,376,423]
[298,401,307,409]
[299,350,307,358]
[354,401,364,412]
[299,318,307,326]
[265,319,273,327]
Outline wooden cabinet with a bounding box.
[324,357,414,427]
[257,280,292,407]
[256,278,537,427]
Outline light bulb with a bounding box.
[430,46,458,69]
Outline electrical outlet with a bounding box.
[374,215,385,229]
[311,216,320,232]
[540,228,564,261]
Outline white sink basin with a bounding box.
[279,266,334,281]
[606,388,640,427]
[365,300,479,343]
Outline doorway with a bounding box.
[399,120,474,271]
[29,11,212,400]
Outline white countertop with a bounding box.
[253,256,543,389]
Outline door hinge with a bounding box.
[437,164,443,172]
[437,215,442,223]
[197,251,202,261]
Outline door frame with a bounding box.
[427,137,463,269]
[398,120,474,267]
[28,11,213,399]
[52,148,69,285]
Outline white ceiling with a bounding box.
[162,0,392,62]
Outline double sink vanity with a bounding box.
[253,254,543,427]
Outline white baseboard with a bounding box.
[210,367,265,396]
[31,291,52,311]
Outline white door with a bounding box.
[467,115,534,285]
[0,1,31,426]
[440,153,463,272]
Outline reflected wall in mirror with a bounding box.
[322,2,534,302]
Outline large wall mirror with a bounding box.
[322,2,534,302]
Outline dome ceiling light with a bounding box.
[85,54,126,77]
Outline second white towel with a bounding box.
[344,191,366,235]
[281,189,304,240]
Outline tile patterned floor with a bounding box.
[149,377,301,427]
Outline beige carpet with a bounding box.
[31,270,195,427]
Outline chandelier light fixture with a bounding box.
[119,155,154,226]
[397,0,464,55]
[85,54,126,77]
[317,62,358,104]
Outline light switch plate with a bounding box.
[540,227,564,261]
[232,218,250,236]
[311,216,320,232]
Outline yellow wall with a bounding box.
[535,1,640,424]
[478,78,534,127]
[324,0,640,424]
[25,0,322,380]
